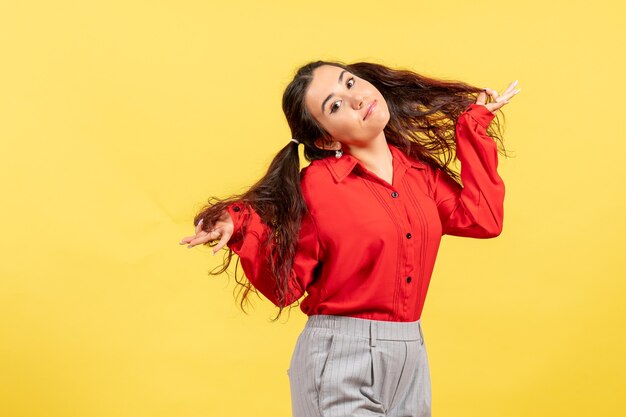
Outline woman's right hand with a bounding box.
[179,209,234,255]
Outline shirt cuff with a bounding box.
[226,202,248,245]
[463,103,496,130]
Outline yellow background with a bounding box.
[1,0,624,416]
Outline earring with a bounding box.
[335,148,343,159]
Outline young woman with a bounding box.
[180,60,520,417]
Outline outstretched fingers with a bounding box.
[180,228,221,248]
[480,80,521,112]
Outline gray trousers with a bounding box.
[287,314,432,417]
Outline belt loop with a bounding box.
[370,322,377,347]
[418,322,424,345]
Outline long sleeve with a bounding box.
[432,103,506,238]
[225,202,322,307]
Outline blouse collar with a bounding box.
[320,142,426,183]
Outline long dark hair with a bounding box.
[193,59,511,322]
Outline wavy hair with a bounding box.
[193,59,511,322]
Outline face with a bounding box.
[304,65,390,151]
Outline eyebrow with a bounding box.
[321,70,347,114]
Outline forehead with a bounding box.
[305,65,347,117]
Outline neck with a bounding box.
[343,132,393,177]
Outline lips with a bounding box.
[364,100,377,120]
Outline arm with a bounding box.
[433,103,506,238]
[225,202,322,307]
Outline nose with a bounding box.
[351,94,365,110]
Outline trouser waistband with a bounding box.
[304,314,424,346]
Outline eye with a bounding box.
[329,77,355,114]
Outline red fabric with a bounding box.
[226,103,504,322]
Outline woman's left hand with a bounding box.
[477,80,521,114]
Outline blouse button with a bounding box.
[233,205,241,212]
[406,233,412,239]
[391,191,399,198]
[406,276,412,283]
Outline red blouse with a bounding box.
[225,103,504,322]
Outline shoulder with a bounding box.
[299,160,334,205]
[300,160,333,188]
